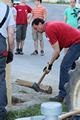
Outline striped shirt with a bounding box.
[31,5,47,20]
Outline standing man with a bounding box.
[0,1,15,120]
[15,0,32,55]
[32,18,80,103]
[64,0,78,28]
[28,0,47,56]
[64,0,79,70]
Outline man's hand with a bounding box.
[43,63,53,73]
[6,51,13,64]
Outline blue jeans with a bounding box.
[67,116,80,120]
[59,43,80,97]
[0,34,7,119]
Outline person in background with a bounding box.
[28,0,47,56]
[0,1,15,120]
[15,0,32,55]
[64,0,79,70]
[64,0,78,28]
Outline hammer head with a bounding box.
[32,82,52,94]
[32,82,41,92]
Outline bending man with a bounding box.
[32,18,80,102]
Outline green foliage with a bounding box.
[62,103,68,112]
[6,105,41,120]
[56,1,69,4]
[42,1,69,4]
[18,90,29,94]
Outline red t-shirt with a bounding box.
[45,21,80,49]
[15,4,32,24]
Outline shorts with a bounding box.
[16,24,27,42]
[32,27,43,41]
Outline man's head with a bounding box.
[32,18,45,33]
[70,0,76,8]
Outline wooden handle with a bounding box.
[37,72,47,85]
[16,79,33,88]
[59,110,80,120]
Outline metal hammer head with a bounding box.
[32,83,52,94]
[32,82,41,92]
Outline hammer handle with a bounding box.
[37,72,47,85]
[59,110,80,120]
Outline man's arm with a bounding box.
[49,41,60,65]
[28,13,33,24]
[6,26,14,64]
[64,15,67,23]
[7,25,14,52]
[64,9,67,23]
[44,8,47,21]
[43,41,60,73]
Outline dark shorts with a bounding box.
[16,24,27,42]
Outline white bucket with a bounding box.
[41,102,62,120]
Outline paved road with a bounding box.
[11,3,68,94]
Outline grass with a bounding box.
[41,1,69,4]
[6,105,41,120]
[18,90,29,94]
[6,103,68,120]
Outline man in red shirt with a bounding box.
[15,0,32,54]
[32,18,80,102]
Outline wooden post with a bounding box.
[6,64,12,107]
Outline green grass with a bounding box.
[6,103,68,120]
[18,90,29,94]
[62,102,68,112]
[6,105,41,120]
[42,1,69,4]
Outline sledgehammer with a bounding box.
[16,71,52,94]
[31,71,52,94]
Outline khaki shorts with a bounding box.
[32,27,43,41]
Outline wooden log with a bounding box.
[59,109,80,120]
[6,64,12,107]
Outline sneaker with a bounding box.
[31,50,38,55]
[49,95,64,102]
[20,51,24,55]
[15,48,20,55]
[40,50,44,56]
[19,48,24,55]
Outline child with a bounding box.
[15,0,32,55]
[29,0,47,56]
